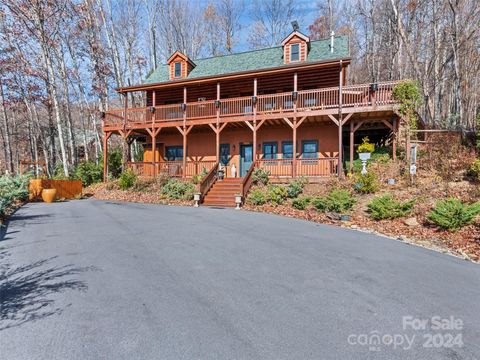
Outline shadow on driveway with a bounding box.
[0,256,91,331]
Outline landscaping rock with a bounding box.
[403,217,419,227]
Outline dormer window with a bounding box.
[174,62,182,78]
[281,29,310,64]
[290,44,300,62]
[167,50,196,80]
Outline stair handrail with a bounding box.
[241,161,257,200]
[199,162,219,201]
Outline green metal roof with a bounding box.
[144,35,349,84]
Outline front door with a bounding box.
[240,144,253,177]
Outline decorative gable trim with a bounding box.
[167,50,196,80]
[281,31,310,46]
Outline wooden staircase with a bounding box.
[202,178,243,207]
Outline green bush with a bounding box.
[107,148,123,179]
[357,137,375,153]
[367,195,415,220]
[286,177,308,198]
[311,196,327,211]
[468,159,480,181]
[161,178,195,200]
[119,170,136,190]
[0,174,30,217]
[352,172,379,194]
[427,198,480,231]
[312,189,356,214]
[267,185,288,205]
[132,178,155,192]
[292,196,311,210]
[192,167,209,185]
[252,168,270,185]
[74,161,103,186]
[247,188,268,205]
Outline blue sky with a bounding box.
[193,0,320,51]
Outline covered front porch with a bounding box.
[110,110,398,182]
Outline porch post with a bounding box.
[152,131,157,177]
[216,82,221,163]
[253,78,257,161]
[122,93,129,171]
[349,120,354,173]
[152,91,157,176]
[103,132,109,182]
[292,121,297,178]
[182,129,187,178]
[183,87,187,178]
[337,61,343,178]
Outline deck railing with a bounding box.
[257,157,338,177]
[104,81,400,128]
[126,158,338,178]
[126,160,217,178]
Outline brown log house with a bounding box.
[102,30,401,206]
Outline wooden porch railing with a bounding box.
[104,81,400,128]
[257,157,338,177]
[126,160,217,178]
[241,161,257,200]
[199,162,219,200]
[257,158,293,177]
[296,158,338,177]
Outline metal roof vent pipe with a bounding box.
[330,31,335,53]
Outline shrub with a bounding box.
[392,80,421,130]
[367,195,415,220]
[132,178,155,192]
[107,148,123,179]
[192,167,209,184]
[252,168,270,185]
[467,159,480,181]
[312,189,356,214]
[0,174,30,217]
[427,198,480,231]
[119,170,136,190]
[74,161,103,186]
[352,172,379,194]
[357,137,375,153]
[311,196,327,211]
[292,196,311,210]
[286,177,308,198]
[267,185,288,205]
[247,188,268,205]
[161,178,195,200]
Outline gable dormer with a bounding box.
[281,31,310,64]
[167,50,196,80]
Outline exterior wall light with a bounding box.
[181,103,187,111]
[149,106,155,114]
[292,91,298,101]
[370,83,378,92]
[99,111,106,119]
[252,95,258,105]
[215,100,221,108]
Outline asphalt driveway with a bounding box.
[1,200,479,360]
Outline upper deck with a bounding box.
[103,81,400,131]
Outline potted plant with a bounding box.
[41,188,57,203]
[357,137,375,175]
